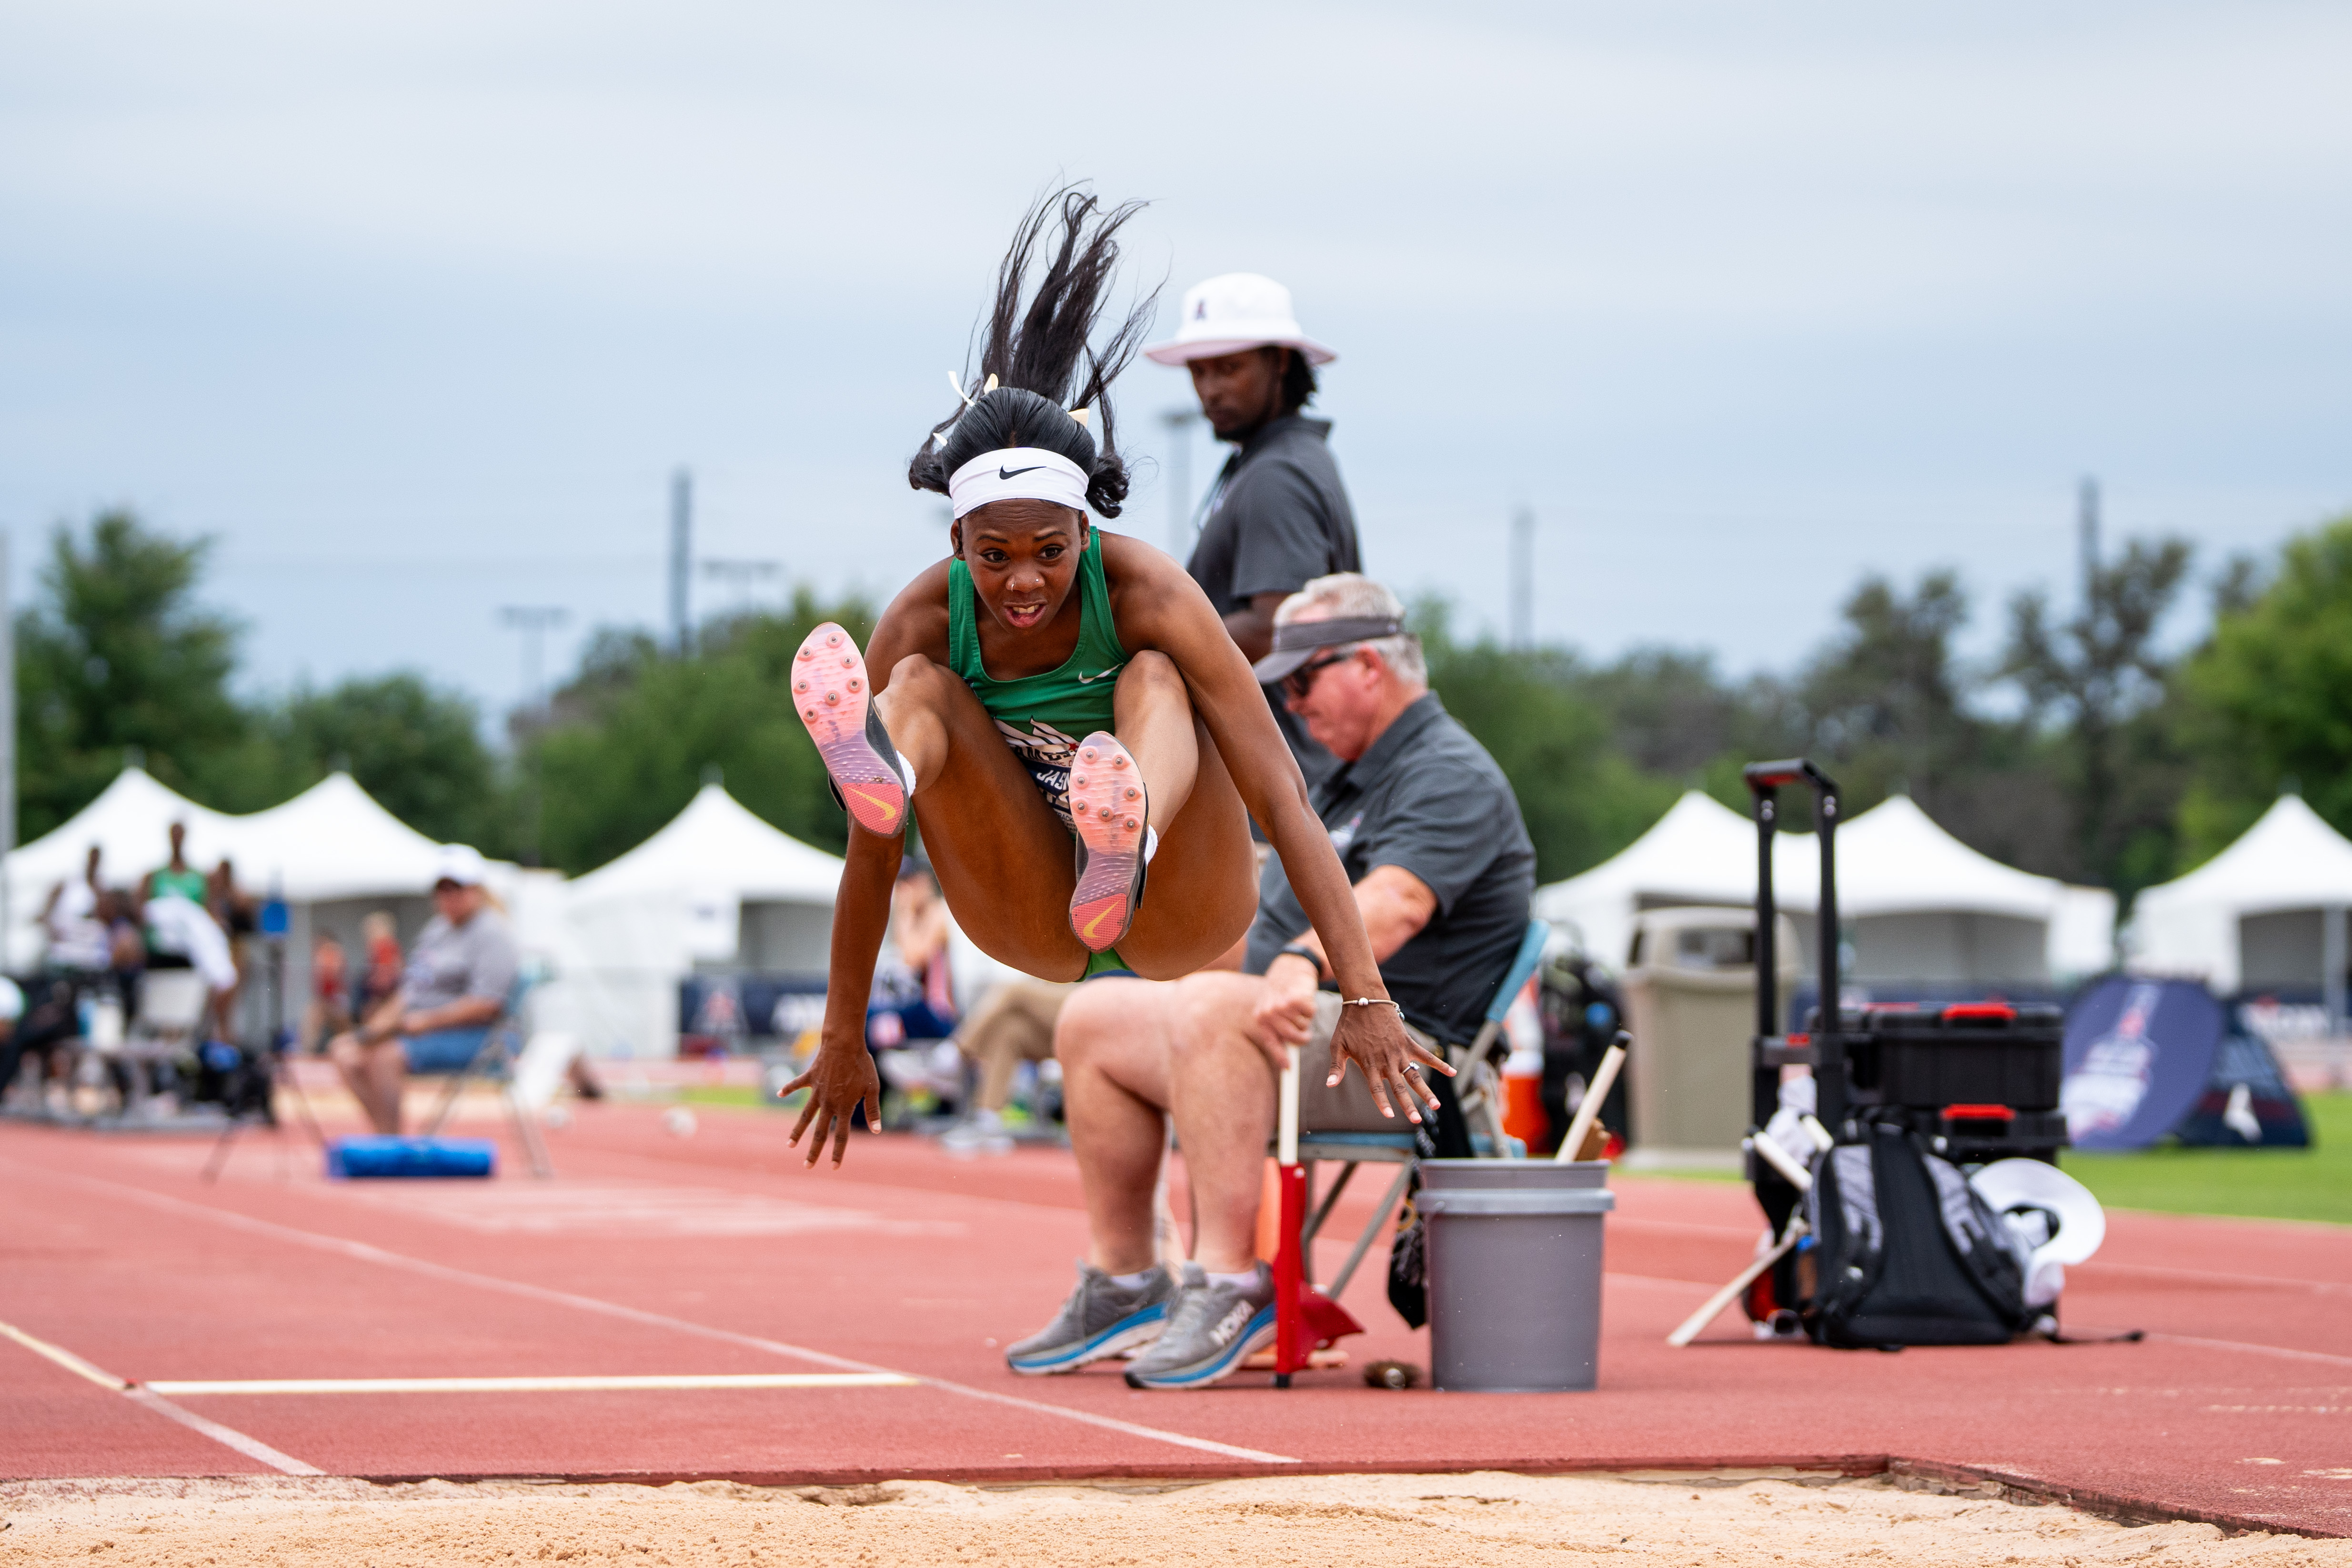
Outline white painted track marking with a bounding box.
[1,1317,321,1475]
[11,1160,1299,1467]
[146,1373,915,1395]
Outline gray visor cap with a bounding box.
[1249,615,1406,684]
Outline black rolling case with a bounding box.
[1739,761,2066,1343]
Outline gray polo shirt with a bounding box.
[402,908,519,1017]
[1245,693,1537,1045]
[1186,414,1362,789]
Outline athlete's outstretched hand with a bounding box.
[1328,1004,1448,1124]
[780,1038,883,1168]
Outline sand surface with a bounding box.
[2,1471,2343,1568]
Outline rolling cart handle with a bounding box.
[1742,759,1844,1133]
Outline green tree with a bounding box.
[1416,604,1679,883]
[1799,570,1977,798]
[201,674,504,848]
[2001,536,2194,889]
[2174,513,2352,862]
[528,591,877,874]
[15,510,248,838]
[1787,569,2069,874]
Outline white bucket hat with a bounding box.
[432,843,490,889]
[1143,273,1337,367]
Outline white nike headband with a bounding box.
[947,447,1091,521]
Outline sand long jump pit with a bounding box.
[4,1470,2343,1567]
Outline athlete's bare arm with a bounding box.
[1099,533,1448,1119]
[786,567,952,1166]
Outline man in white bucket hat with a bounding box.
[1146,274,1360,790]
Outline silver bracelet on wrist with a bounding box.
[1340,996,1401,1014]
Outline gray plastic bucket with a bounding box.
[1419,1159,1614,1391]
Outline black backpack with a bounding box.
[1804,1123,2035,1348]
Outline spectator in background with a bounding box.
[328,846,518,1136]
[14,847,118,1104]
[44,847,112,976]
[306,932,352,1053]
[867,861,962,1116]
[940,977,1073,1157]
[0,970,45,1110]
[1145,272,1359,794]
[867,861,956,1049]
[206,859,258,1040]
[143,823,210,971]
[359,911,403,1018]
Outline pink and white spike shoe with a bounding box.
[792,623,912,838]
[1067,731,1148,952]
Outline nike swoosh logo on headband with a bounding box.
[998,464,1049,480]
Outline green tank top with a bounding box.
[948,533,1128,831]
[145,865,211,953]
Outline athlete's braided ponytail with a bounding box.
[907,186,1158,519]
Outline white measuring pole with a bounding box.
[1277,1045,1300,1167]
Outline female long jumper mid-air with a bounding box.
[781,189,1447,1165]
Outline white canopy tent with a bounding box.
[1535,790,2114,984]
[3,767,542,1039]
[7,768,235,934]
[229,772,451,901]
[1534,792,1759,969]
[8,766,461,909]
[557,784,844,1057]
[2129,795,2352,1001]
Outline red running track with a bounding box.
[2,1106,2348,1536]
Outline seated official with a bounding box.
[329,846,518,1136]
[1024,572,1538,1388]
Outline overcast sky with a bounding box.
[4,0,2348,724]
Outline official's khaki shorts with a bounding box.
[1291,990,1447,1135]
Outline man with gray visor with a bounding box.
[1023,573,1536,1389]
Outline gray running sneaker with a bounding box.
[1004,1262,1175,1376]
[1122,1262,1277,1390]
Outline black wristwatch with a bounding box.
[1274,944,1323,976]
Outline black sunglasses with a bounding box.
[1281,648,1357,701]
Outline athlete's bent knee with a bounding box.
[884,653,950,699]
[1116,649,1185,701]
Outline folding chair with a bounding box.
[1267,917,1553,1385]
[419,976,555,1178]
[111,969,211,1121]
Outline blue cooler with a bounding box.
[327,1136,497,1179]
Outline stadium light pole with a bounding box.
[499,605,569,868]
[1510,506,1535,650]
[699,558,784,623]
[0,533,13,964]
[499,605,570,713]
[670,468,693,655]
[2078,476,2101,614]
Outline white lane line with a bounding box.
[2078,1262,2352,1297]
[1,1317,127,1389]
[2154,1335,2352,1363]
[146,1373,915,1395]
[0,1317,321,1476]
[121,1389,325,1474]
[14,1161,1298,1467]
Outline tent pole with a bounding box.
[0,533,14,972]
[2325,904,2348,1090]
